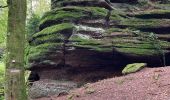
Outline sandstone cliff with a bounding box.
[28,0,170,82]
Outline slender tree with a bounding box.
[5,0,27,100]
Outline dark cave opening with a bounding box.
[28,71,40,84]
[28,48,170,85]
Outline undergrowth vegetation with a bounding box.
[0,62,5,100]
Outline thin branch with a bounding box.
[0,5,8,8]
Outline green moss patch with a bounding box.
[33,23,74,39]
[40,7,108,26]
[116,47,162,56]
[28,2,170,69]
[113,40,170,49]
[28,43,62,61]
[69,35,112,52]
[32,33,64,45]
[120,18,170,29]
[0,62,4,99]
[113,39,170,56]
[109,9,170,32]
[122,63,147,74]
[134,10,170,19]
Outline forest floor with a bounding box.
[34,67,170,100]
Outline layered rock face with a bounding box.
[28,0,170,83]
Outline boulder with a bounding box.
[122,63,147,74]
[29,80,77,99]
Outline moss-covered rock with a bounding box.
[122,63,147,74]
[28,0,170,70]
[39,7,108,30]
[27,1,170,98]
[51,0,113,10]
[33,23,74,38]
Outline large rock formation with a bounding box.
[28,0,170,84]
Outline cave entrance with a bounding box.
[28,71,40,84]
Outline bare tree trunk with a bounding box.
[5,0,27,100]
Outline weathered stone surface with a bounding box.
[51,0,113,10]
[28,0,170,87]
[29,80,77,99]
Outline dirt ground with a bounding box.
[34,67,170,100]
